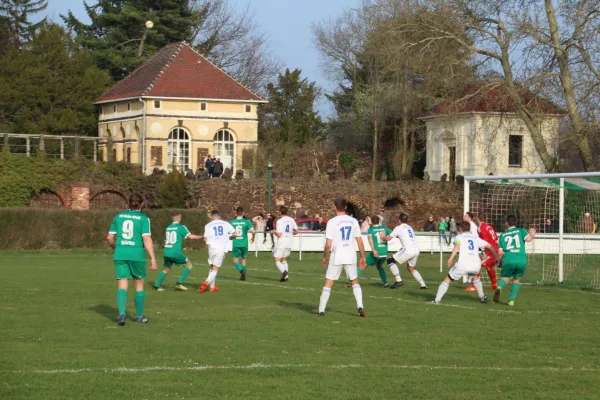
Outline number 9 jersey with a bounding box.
[108,210,151,262]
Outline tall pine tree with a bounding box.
[62,0,208,81]
[0,23,112,135]
[0,0,47,45]
[259,68,325,145]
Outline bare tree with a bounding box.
[190,0,280,93]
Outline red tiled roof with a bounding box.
[95,42,264,103]
[424,82,565,117]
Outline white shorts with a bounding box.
[326,259,358,281]
[208,249,225,268]
[448,262,481,281]
[393,248,420,267]
[273,247,291,259]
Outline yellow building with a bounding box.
[95,41,266,174]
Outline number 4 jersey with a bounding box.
[108,210,151,262]
[499,227,529,265]
[326,215,362,265]
[164,222,191,257]
[204,220,236,253]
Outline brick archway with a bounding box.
[29,189,64,209]
[89,190,128,210]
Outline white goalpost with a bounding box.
[464,172,600,289]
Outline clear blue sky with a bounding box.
[42,0,359,117]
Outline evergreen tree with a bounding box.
[0,0,47,45]
[62,0,207,81]
[158,166,187,208]
[259,68,325,145]
[0,23,112,135]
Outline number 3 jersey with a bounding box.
[108,210,151,262]
[164,222,191,257]
[326,215,362,265]
[454,233,489,267]
[499,227,529,264]
[204,220,236,253]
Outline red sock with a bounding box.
[486,267,497,285]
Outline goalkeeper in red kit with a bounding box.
[476,213,499,289]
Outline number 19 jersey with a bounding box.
[108,210,151,262]
[326,215,361,265]
[204,220,235,252]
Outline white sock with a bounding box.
[282,261,289,272]
[389,263,402,282]
[275,261,285,273]
[435,282,449,302]
[411,269,426,287]
[352,284,364,309]
[319,287,331,313]
[473,279,484,298]
[210,281,215,289]
[206,269,218,285]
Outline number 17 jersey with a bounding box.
[108,210,151,262]
[326,215,361,265]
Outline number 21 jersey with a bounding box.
[108,210,151,262]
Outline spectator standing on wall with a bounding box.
[543,217,557,233]
[423,216,436,232]
[379,209,386,227]
[361,215,372,233]
[448,216,458,242]
[265,213,275,248]
[253,214,267,243]
[438,217,449,245]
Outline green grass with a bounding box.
[1,250,600,399]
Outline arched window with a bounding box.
[213,129,235,171]
[168,128,190,171]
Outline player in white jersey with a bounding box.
[463,211,480,290]
[318,198,367,317]
[431,221,499,304]
[381,213,427,289]
[198,210,237,293]
[273,206,298,282]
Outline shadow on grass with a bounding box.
[89,304,121,322]
[252,275,281,283]
[278,300,315,314]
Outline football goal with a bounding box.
[464,172,600,289]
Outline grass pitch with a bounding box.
[1,250,600,399]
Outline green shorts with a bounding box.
[114,260,146,280]
[500,261,527,279]
[232,247,248,259]
[163,254,189,268]
[366,253,386,267]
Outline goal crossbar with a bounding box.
[464,172,600,286]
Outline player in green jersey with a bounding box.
[153,212,203,292]
[107,193,157,326]
[230,207,255,281]
[494,215,536,306]
[359,215,390,287]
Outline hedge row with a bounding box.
[0,208,208,250]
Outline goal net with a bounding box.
[465,173,600,289]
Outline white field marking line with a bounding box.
[9,363,600,375]
[235,281,600,316]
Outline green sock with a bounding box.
[234,262,243,273]
[498,280,507,290]
[242,265,247,272]
[154,271,167,287]
[357,267,364,277]
[508,283,521,302]
[177,267,191,284]
[134,291,145,318]
[116,289,127,316]
[377,264,388,285]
